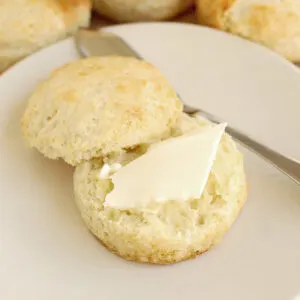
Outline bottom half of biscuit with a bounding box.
[73,114,247,264]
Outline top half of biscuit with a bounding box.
[21,56,183,166]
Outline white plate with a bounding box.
[1,23,300,300]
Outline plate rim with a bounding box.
[1,21,300,85]
[1,21,300,300]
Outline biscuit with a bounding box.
[74,114,247,264]
[93,0,193,22]
[196,0,300,62]
[21,56,183,165]
[0,0,91,72]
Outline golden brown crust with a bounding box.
[99,237,209,265]
[56,0,91,29]
[57,0,91,8]
[196,0,236,28]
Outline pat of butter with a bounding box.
[105,123,227,209]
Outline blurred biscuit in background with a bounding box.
[0,0,91,73]
[92,0,194,22]
[196,0,300,62]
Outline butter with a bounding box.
[104,123,227,209]
[99,163,122,179]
